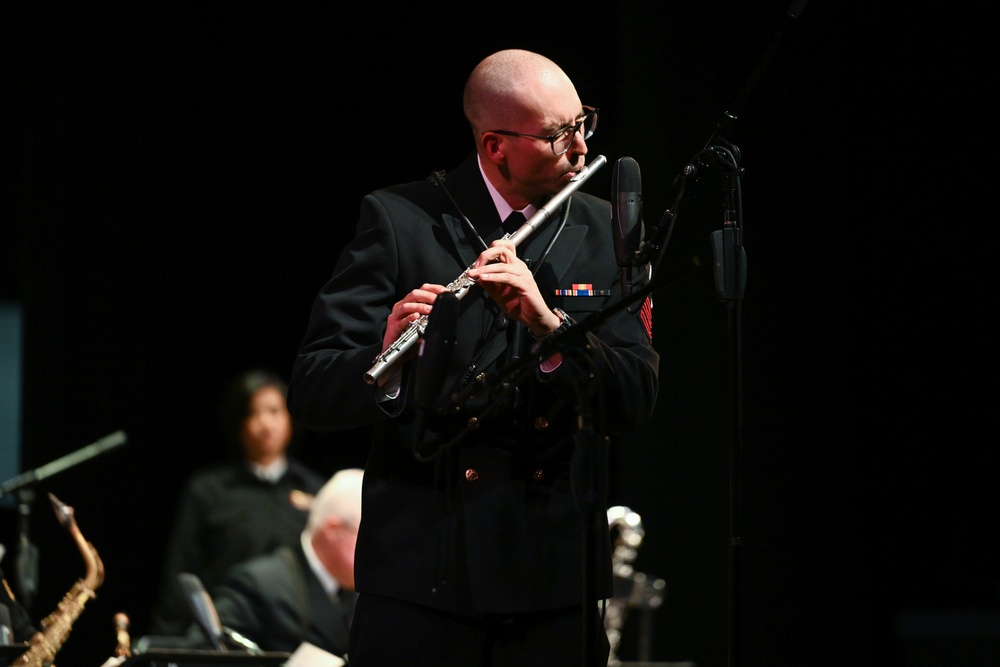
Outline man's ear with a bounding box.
[480,132,506,164]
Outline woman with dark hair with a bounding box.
[146,369,326,637]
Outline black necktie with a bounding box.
[502,211,526,235]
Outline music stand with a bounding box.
[119,648,290,667]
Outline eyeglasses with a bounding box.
[487,106,598,156]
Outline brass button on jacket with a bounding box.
[464,468,479,482]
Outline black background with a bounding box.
[3,2,994,666]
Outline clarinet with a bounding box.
[364,154,607,385]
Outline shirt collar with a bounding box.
[248,456,288,483]
[477,155,537,224]
[301,532,339,597]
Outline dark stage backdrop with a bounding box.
[3,3,994,666]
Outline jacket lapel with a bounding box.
[437,156,502,268]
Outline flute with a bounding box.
[364,154,608,385]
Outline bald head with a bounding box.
[306,467,363,535]
[463,49,578,137]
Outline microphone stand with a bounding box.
[14,489,39,612]
[654,3,806,665]
[0,430,128,499]
[567,349,605,667]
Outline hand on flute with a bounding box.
[468,239,562,339]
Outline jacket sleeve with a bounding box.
[288,194,403,432]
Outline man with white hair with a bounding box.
[187,467,363,658]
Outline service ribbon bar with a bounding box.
[555,283,609,296]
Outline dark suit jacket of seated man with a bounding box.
[176,468,362,659]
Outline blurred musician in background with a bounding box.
[165,468,362,659]
[147,369,326,636]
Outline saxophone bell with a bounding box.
[15,494,104,667]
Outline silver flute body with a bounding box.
[363,154,608,385]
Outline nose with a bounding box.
[569,126,588,157]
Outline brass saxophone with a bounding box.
[605,506,644,666]
[604,506,666,666]
[16,493,105,667]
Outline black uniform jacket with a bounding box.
[289,153,659,616]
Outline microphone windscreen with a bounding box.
[612,157,643,264]
[0,603,12,645]
[177,572,226,651]
[614,156,642,194]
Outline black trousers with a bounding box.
[348,593,610,667]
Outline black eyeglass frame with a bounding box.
[485,106,599,156]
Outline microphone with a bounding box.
[611,157,643,297]
[177,572,227,652]
[413,291,460,413]
[177,573,261,652]
[0,430,127,498]
[0,604,12,645]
